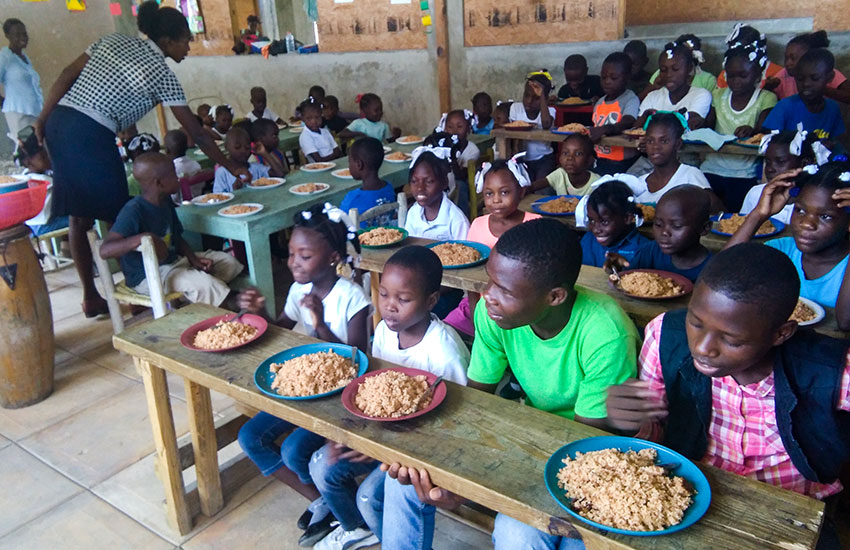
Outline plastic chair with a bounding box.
[347,193,408,229]
[87,230,182,334]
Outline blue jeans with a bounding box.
[237,411,325,483]
[381,476,436,550]
[493,513,586,550]
[308,443,380,531]
[356,467,385,538]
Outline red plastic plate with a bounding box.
[341,367,448,422]
[609,269,694,301]
[180,313,268,352]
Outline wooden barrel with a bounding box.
[0,224,54,408]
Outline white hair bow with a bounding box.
[434,110,475,133]
[757,130,780,155]
[575,174,646,229]
[212,104,233,117]
[408,144,454,169]
[789,129,808,156]
[474,152,531,193]
[839,172,850,183]
[127,133,158,153]
[812,141,833,166]
[726,22,743,45]
[321,202,357,240]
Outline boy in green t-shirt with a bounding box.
[379,218,639,550]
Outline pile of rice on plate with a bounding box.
[359,227,404,246]
[540,196,579,214]
[270,350,356,397]
[431,242,481,266]
[557,448,694,531]
[617,271,683,298]
[354,370,431,418]
[716,214,775,235]
[192,321,258,350]
[790,300,817,323]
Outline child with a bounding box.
[606,243,849,547]
[493,101,511,130]
[126,133,160,162]
[250,118,288,175]
[531,133,599,196]
[717,23,782,89]
[624,40,652,98]
[510,71,556,179]
[213,127,272,193]
[763,49,846,142]
[236,203,370,547]
[769,31,850,103]
[197,103,214,128]
[589,52,640,175]
[321,95,348,134]
[701,42,777,211]
[306,246,470,550]
[471,92,494,135]
[16,135,68,237]
[339,137,395,227]
[210,104,234,140]
[338,93,401,142]
[164,129,201,179]
[404,147,470,241]
[381,219,639,550]
[101,152,243,305]
[246,86,284,124]
[637,42,712,130]
[606,185,712,282]
[444,156,540,336]
[579,180,649,267]
[648,34,716,93]
[441,110,480,213]
[557,54,603,102]
[299,100,342,163]
[726,160,850,330]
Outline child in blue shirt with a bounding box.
[338,93,401,142]
[250,118,288,175]
[339,137,395,227]
[471,91,494,135]
[763,49,845,142]
[605,185,712,282]
[213,126,274,192]
[580,180,649,267]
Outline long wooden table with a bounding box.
[113,303,825,549]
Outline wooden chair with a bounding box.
[32,227,73,271]
[347,193,408,229]
[87,229,182,334]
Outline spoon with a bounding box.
[417,376,444,409]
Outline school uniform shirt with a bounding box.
[323,115,349,133]
[649,67,717,93]
[299,127,337,159]
[466,212,541,249]
[472,117,494,135]
[629,240,712,282]
[740,184,794,224]
[404,192,470,241]
[284,278,371,343]
[246,107,281,122]
[639,313,850,499]
[339,182,396,228]
[111,196,182,288]
[212,162,269,193]
[580,229,649,268]
[345,118,390,141]
[717,61,783,89]
[635,163,711,203]
[557,75,603,101]
[508,102,557,161]
[701,88,778,179]
[766,236,849,308]
[773,67,848,100]
[457,140,480,168]
[593,90,640,161]
[373,315,470,385]
[639,87,712,118]
[211,127,227,140]
[173,155,202,178]
[468,290,639,419]
[763,95,845,140]
[545,168,600,197]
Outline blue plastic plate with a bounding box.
[531,195,582,217]
[425,240,490,269]
[551,129,589,136]
[709,213,785,238]
[544,436,711,536]
[254,343,369,401]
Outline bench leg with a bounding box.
[184,379,224,517]
[137,358,192,535]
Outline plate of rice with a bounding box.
[218,203,264,218]
[332,168,354,179]
[357,226,408,249]
[425,240,490,269]
[610,269,693,301]
[301,162,336,173]
[248,177,286,190]
[396,135,424,145]
[544,436,711,536]
[710,213,785,238]
[531,195,582,216]
[790,297,825,327]
[191,192,234,206]
[341,367,447,422]
[289,182,331,195]
[180,314,268,352]
[552,123,590,135]
[385,151,413,163]
[254,343,369,401]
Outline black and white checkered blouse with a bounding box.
[59,33,187,133]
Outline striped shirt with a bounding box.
[59,33,186,133]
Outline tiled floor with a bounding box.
[0,266,491,549]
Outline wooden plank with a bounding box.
[114,305,825,550]
[178,414,250,471]
[626,0,809,27]
[315,0,427,53]
[136,357,192,535]
[184,379,224,517]
[814,0,850,32]
[433,0,451,114]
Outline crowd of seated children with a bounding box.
[557,54,603,102]
[245,86,285,124]
[509,71,556,179]
[647,34,716,93]
[213,127,275,193]
[339,137,395,227]
[321,95,348,134]
[578,179,649,267]
[768,31,850,104]
[531,133,599,196]
[588,52,640,175]
[471,92,494,135]
[338,93,401,143]
[299,99,342,163]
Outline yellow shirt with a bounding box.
[545,169,600,196]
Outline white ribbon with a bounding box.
[575,174,646,228]
[692,49,705,64]
[758,130,780,155]
[127,133,158,153]
[409,144,454,169]
[789,129,808,156]
[435,110,475,133]
[726,22,743,45]
[474,152,531,193]
[212,104,234,118]
[812,142,833,166]
[839,172,850,183]
[803,164,819,175]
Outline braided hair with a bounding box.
[293,203,361,264]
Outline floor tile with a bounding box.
[45,266,82,287]
[0,445,83,537]
[81,342,142,381]
[0,358,135,441]
[48,284,86,322]
[0,492,172,550]
[19,385,190,488]
[53,313,115,356]
[0,435,8,450]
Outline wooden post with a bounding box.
[155,104,169,141]
[184,379,224,517]
[432,0,451,113]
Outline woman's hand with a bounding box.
[33,117,46,146]
[236,288,265,313]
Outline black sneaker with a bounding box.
[299,517,337,547]
[296,507,313,531]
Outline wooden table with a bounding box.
[113,303,826,549]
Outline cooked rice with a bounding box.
[540,196,579,214]
[0,175,22,184]
[198,193,230,203]
[739,133,766,145]
[623,128,646,137]
[557,123,589,134]
[292,183,328,194]
[431,243,481,266]
[354,370,431,418]
[397,135,423,144]
[359,227,404,246]
[638,203,655,223]
[503,121,535,129]
[193,321,258,349]
[386,151,412,161]
[270,351,356,397]
[251,178,279,187]
[716,214,775,235]
[561,97,589,105]
[335,168,352,177]
[304,163,334,170]
[618,272,683,298]
[790,300,817,323]
[557,448,693,531]
[221,205,260,215]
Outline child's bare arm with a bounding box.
[530,176,550,192]
[306,150,339,163]
[389,126,402,140]
[100,231,168,261]
[606,379,668,434]
[832,188,850,331]
[824,81,850,105]
[236,288,296,327]
[725,171,800,249]
[176,237,211,272]
[254,145,286,177]
[589,115,637,141]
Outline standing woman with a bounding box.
[35,1,249,317]
[0,19,42,151]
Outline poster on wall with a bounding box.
[66,0,87,11]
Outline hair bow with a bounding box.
[526,69,553,83]
[408,144,453,169]
[757,130,780,155]
[575,174,646,229]
[789,129,808,156]
[212,104,233,118]
[127,133,158,153]
[839,172,850,183]
[812,141,833,166]
[643,111,689,131]
[726,22,743,45]
[495,99,514,106]
[802,164,819,175]
[474,152,531,193]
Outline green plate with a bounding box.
[357,226,409,249]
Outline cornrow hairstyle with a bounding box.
[646,112,686,140]
[3,18,23,35]
[603,51,633,76]
[660,41,694,69]
[675,34,705,66]
[494,218,583,290]
[293,203,361,259]
[798,48,836,72]
[724,41,769,72]
[137,1,189,43]
[587,180,641,219]
[409,150,450,191]
[358,93,380,108]
[796,158,850,194]
[385,246,443,295]
[789,30,830,50]
[564,133,597,159]
[698,243,800,325]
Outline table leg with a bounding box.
[496,136,508,160]
[136,358,192,535]
[184,379,224,517]
[243,232,276,317]
[370,270,382,329]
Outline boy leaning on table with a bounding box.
[380,218,640,550]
